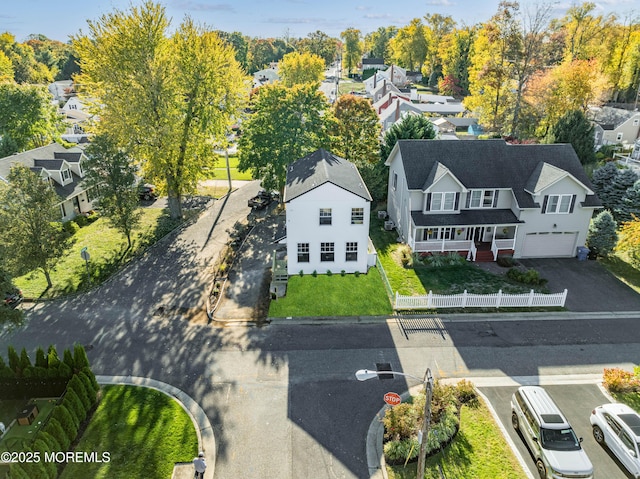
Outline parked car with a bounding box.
[248,190,273,210]
[590,403,640,478]
[138,183,158,201]
[3,289,23,309]
[511,386,593,479]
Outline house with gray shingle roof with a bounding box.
[283,149,373,275]
[589,106,640,149]
[0,142,94,221]
[385,139,601,261]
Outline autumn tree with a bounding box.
[279,51,324,87]
[0,165,71,290]
[238,83,332,198]
[298,30,338,66]
[617,217,640,266]
[0,83,62,155]
[216,31,249,70]
[423,14,456,85]
[341,28,363,75]
[74,1,248,219]
[389,19,428,72]
[0,50,13,82]
[548,109,595,164]
[82,135,142,248]
[364,27,397,62]
[466,2,521,133]
[440,26,475,96]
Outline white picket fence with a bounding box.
[394,289,567,310]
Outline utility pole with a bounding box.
[416,368,434,479]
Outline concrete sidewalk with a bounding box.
[96,376,215,479]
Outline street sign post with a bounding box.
[80,247,91,284]
[383,392,401,406]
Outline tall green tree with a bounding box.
[0,83,62,154]
[440,26,475,96]
[389,19,428,71]
[216,31,249,70]
[364,27,397,61]
[0,165,71,289]
[83,134,142,248]
[548,109,595,164]
[279,51,325,87]
[74,1,248,219]
[0,49,13,82]
[340,28,363,75]
[423,14,456,82]
[380,114,436,161]
[586,210,618,258]
[238,82,332,198]
[299,30,338,66]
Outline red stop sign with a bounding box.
[384,392,401,406]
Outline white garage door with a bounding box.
[521,232,578,258]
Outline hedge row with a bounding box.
[0,344,91,399]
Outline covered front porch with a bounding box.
[408,210,522,261]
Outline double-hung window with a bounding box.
[319,208,332,225]
[351,208,364,224]
[469,190,495,208]
[297,243,310,263]
[345,242,358,261]
[320,242,334,262]
[431,192,455,211]
[545,194,572,214]
[61,169,71,182]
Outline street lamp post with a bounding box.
[355,368,434,479]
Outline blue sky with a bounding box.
[0,0,636,43]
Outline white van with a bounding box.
[511,386,593,479]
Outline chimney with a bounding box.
[374,73,377,89]
[391,65,395,85]
[395,98,400,121]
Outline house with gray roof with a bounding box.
[283,149,373,274]
[589,106,640,149]
[0,143,94,221]
[385,139,601,261]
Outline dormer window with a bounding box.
[544,194,574,214]
[61,169,71,182]
[469,189,497,208]
[430,192,456,211]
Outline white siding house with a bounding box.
[284,149,372,275]
[386,140,601,261]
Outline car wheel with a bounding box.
[592,425,605,444]
[511,412,519,430]
[536,459,547,479]
[144,194,150,201]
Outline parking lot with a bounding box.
[481,384,634,478]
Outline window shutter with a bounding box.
[493,190,499,207]
[454,193,460,210]
[541,195,548,214]
[569,194,576,213]
[426,193,431,211]
[465,192,471,208]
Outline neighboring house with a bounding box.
[371,79,405,103]
[379,99,423,132]
[283,149,372,275]
[413,101,466,116]
[0,143,94,221]
[411,92,455,103]
[48,80,74,103]
[385,139,601,261]
[431,117,479,134]
[372,90,411,115]
[364,65,407,93]
[361,57,386,71]
[589,106,640,148]
[61,96,92,122]
[252,68,280,88]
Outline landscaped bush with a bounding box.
[423,252,466,267]
[496,255,516,268]
[382,380,468,464]
[53,402,79,437]
[69,374,92,411]
[63,220,80,235]
[43,416,71,450]
[63,387,87,424]
[73,214,89,227]
[506,267,547,286]
[603,367,640,393]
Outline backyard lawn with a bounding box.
[211,153,253,181]
[14,208,189,299]
[58,385,198,479]
[387,398,526,479]
[268,268,393,317]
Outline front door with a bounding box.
[473,227,484,244]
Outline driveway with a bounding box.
[519,258,640,312]
[481,384,633,479]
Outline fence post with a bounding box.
[496,289,502,308]
[394,291,398,310]
[428,291,433,308]
[561,289,568,307]
[528,289,534,306]
[462,290,467,307]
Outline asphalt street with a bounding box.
[1,181,640,478]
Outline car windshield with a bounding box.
[541,427,581,451]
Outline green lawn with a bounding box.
[600,252,640,294]
[59,385,198,479]
[0,398,57,452]
[14,208,187,299]
[388,399,526,479]
[268,268,393,317]
[211,153,254,181]
[612,391,640,411]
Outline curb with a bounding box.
[96,375,215,479]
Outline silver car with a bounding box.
[590,403,640,478]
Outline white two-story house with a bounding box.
[0,143,94,221]
[284,149,372,275]
[385,139,602,261]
